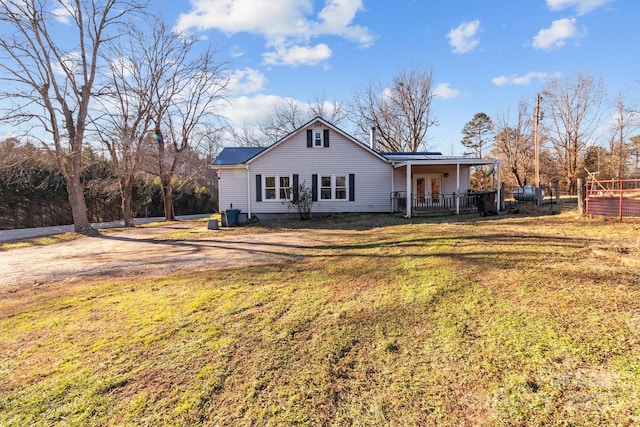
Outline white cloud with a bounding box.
[175,0,308,37]
[51,0,73,24]
[110,56,135,78]
[532,18,586,50]
[492,71,561,86]
[313,0,375,47]
[220,94,285,125]
[227,68,267,95]
[53,52,81,76]
[433,83,460,99]
[263,43,332,66]
[546,0,612,15]
[230,46,245,58]
[447,20,480,54]
[174,0,374,66]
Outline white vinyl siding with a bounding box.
[248,124,392,215]
[218,167,248,212]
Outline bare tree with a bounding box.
[631,135,640,177]
[492,100,534,187]
[0,0,146,234]
[350,66,438,152]
[605,93,638,178]
[308,94,348,126]
[92,22,156,226]
[542,73,606,193]
[234,95,347,147]
[260,98,307,144]
[145,23,228,221]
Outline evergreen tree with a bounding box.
[461,112,494,158]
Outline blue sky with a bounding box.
[2,0,638,155]
[152,0,638,155]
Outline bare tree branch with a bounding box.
[0,0,147,234]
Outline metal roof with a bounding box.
[380,152,443,160]
[212,147,266,166]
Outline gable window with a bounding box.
[319,175,348,201]
[307,129,330,148]
[263,174,292,201]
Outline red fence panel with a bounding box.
[585,179,640,218]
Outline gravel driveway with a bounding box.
[0,221,328,294]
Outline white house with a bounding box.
[212,117,499,220]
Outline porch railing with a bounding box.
[391,192,476,214]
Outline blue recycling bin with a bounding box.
[225,208,241,226]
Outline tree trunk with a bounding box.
[161,176,175,221]
[67,177,97,235]
[119,177,135,227]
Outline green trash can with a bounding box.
[225,208,241,226]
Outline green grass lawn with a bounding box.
[1,212,639,426]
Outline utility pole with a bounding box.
[534,93,542,205]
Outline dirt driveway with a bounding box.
[0,221,332,294]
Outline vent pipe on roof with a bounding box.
[369,127,377,151]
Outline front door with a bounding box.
[415,175,427,203]
[430,175,441,201]
[413,173,442,203]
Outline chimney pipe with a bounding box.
[369,127,377,151]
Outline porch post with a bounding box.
[455,162,460,215]
[406,162,412,218]
[390,165,395,213]
[496,160,501,213]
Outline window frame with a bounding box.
[262,174,293,201]
[313,130,323,147]
[318,174,348,201]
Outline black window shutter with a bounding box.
[307,130,313,147]
[323,129,330,147]
[256,174,262,202]
[293,174,299,202]
[312,174,318,201]
[349,174,355,201]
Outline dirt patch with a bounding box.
[0,221,335,294]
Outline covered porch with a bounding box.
[387,154,500,217]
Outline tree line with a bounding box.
[459,74,640,192]
[0,0,227,234]
[0,138,217,230]
[232,69,639,195]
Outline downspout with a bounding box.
[455,162,460,215]
[390,162,395,213]
[405,162,412,218]
[246,164,251,219]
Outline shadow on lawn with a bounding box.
[94,226,598,277]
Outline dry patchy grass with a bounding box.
[0,233,81,251]
[1,211,639,426]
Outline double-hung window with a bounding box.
[319,174,347,200]
[314,131,323,147]
[264,175,292,201]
